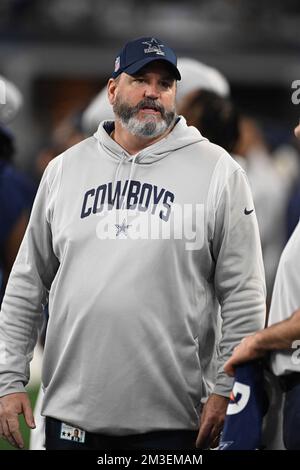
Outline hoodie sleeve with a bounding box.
[211,163,266,396]
[0,157,61,397]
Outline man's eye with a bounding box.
[134,78,145,83]
[161,81,172,88]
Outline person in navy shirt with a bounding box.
[0,125,35,303]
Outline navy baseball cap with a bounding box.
[112,37,181,80]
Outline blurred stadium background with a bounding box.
[0,0,299,170]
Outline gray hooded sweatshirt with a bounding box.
[0,117,265,434]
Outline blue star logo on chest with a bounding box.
[115,218,132,237]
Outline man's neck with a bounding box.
[112,120,171,155]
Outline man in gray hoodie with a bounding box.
[0,36,265,450]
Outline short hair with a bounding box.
[179,90,240,154]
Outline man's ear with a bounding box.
[107,78,118,105]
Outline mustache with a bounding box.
[134,99,165,116]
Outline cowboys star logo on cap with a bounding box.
[142,38,165,56]
[111,36,181,80]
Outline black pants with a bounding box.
[283,376,300,450]
[45,417,198,450]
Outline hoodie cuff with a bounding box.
[213,372,234,397]
[0,379,26,398]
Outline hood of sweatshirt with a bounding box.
[94,116,207,165]
[93,116,208,196]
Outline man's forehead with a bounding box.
[130,61,176,79]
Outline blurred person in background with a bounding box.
[285,124,300,239]
[234,117,289,304]
[0,77,35,305]
[224,119,300,450]
[35,112,85,179]
[178,89,239,155]
[176,57,230,105]
[0,75,23,125]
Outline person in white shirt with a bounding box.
[224,121,300,449]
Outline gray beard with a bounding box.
[113,96,176,139]
[123,115,171,138]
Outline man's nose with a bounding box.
[144,82,160,99]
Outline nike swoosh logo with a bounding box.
[244,208,254,215]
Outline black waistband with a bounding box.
[280,372,300,392]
